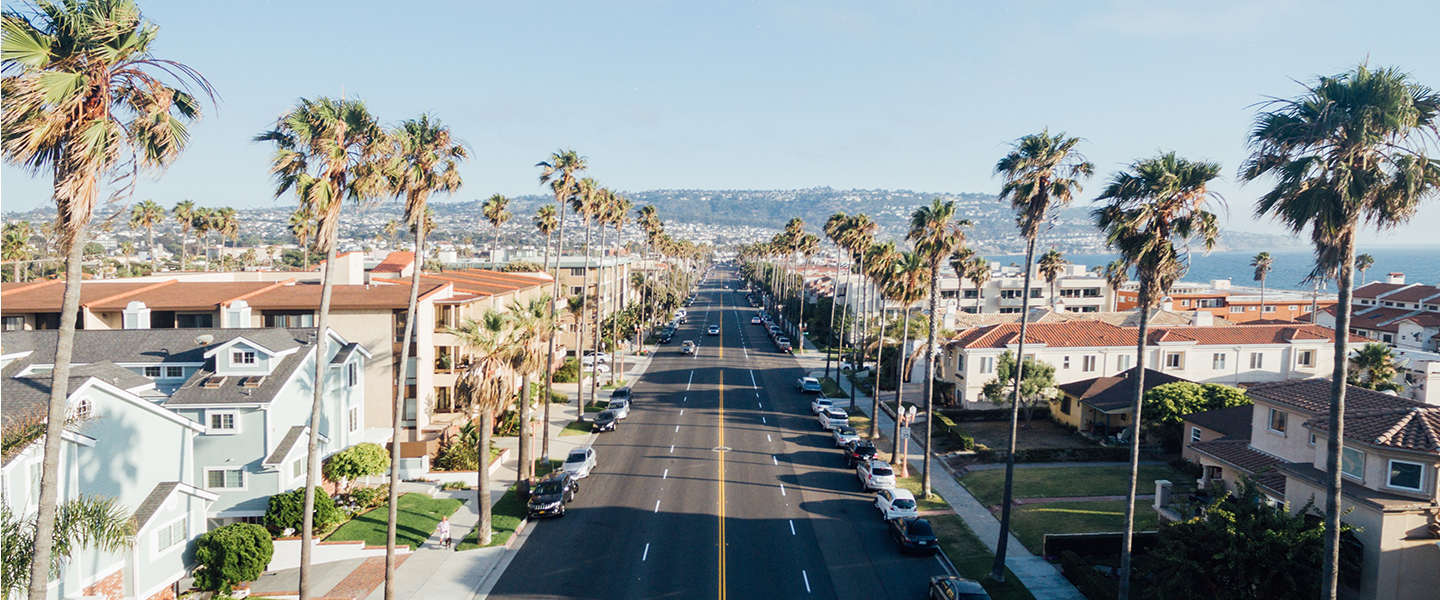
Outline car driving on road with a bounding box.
[750,315,762,324]
[875,488,919,520]
[563,447,597,478]
[888,517,939,555]
[592,410,618,433]
[795,377,822,393]
[707,324,720,335]
[681,340,697,355]
[527,473,579,518]
[856,458,896,491]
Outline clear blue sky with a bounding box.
[5,0,1440,244]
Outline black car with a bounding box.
[526,473,580,518]
[656,328,675,343]
[592,410,618,432]
[928,575,991,600]
[888,517,939,554]
[844,439,878,466]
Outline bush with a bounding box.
[434,439,479,471]
[530,381,566,403]
[495,410,520,436]
[441,481,469,491]
[264,487,343,536]
[193,523,274,592]
[346,485,389,510]
[1058,550,1117,600]
[322,443,390,489]
[933,413,975,451]
[939,406,1050,422]
[552,357,579,383]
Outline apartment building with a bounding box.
[1184,380,1440,600]
[515,255,635,357]
[1321,275,1440,351]
[940,321,1347,409]
[1116,278,1336,324]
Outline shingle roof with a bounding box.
[1057,368,1190,412]
[132,482,180,529]
[2,362,155,428]
[1307,405,1440,453]
[1184,404,1254,439]
[1353,282,1409,299]
[0,328,311,366]
[949,321,1345,350]
[1247,379,1427,416]
[264,425,307,465]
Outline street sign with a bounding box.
[900,426,911,438]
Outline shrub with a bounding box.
[933,413,975,450]
[1058,550,1117,600]
[440,481,469,491]
[346,485,389,510]
[434,439,479,471]
[552,357,579,383]
[322,443,390,490]
[494,410,520,436]
[264,487,343,536]
[193,523,274,592]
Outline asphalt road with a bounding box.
[488,266,949,600]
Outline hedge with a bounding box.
[973,446,1133,463]
[933,413,976,451]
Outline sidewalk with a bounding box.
[363,345,659,600]
[802,344,1085,599]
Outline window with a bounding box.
[1116,355,1132,371]
[1082,355,1097,372]
[1229,306,1245,313]
[144,366,162,378]
[1289,305,1298,311]
[348,406,359,433]
[1190,427,1202,443]
[292,459,304,479]
[1297,350,1315,367]
[979,356,995,374]
[208,412,237,433]
[1060,396,1072,414]
[1181,299,1191,307]
[232,351,257,365]
[1204,465,1223,480]
[72,399,92,421]
[1164,353,1183,369]
[1309,432,1317,446]
[1249,352,1264,369]
[1387,460,1424,491]
[2,316,24,331]
[569,267,585,276]
[165,365,185,379]
[347,363,357,387]
[205,468,244,490]
[1341,446,1364,480]
[264,311,314,328]
[1212,353,1226,370]
[1263,306,1276,313]
[1062,355,1071,369]
[175,313,213,328]
[1268,408,1287,433]
[571,286,583,296]
[156,517,187,553]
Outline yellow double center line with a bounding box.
[716,298,728,600]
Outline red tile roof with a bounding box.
[1307,405,1440,453]
[371,251,414,274]
[1382,284,1440,304]
[1353,282,1409,299]
[948,321,1346,349]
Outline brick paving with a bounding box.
[319,555,410,600]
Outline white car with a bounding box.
[707,324,720,336]
[874,488,919,520]
[750,316,762,324]
[856,459,896,491]
[810,398,834,415]
[606,398,630,419]
[584,361,611,373]
[582,351,612,364]
[818,408,848,430]
[562,447,597,479]
[832,426,860,447]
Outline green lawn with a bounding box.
[959,465,1189,506]
[559,419,593,437]
[456,485,524,550]
[894,471,952,513]
[1009,500,1159,555]
[326,493,463,549]
[818,377,850,398]
[928,514,1036,600]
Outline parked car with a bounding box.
[831,426,860,447]
[844,439,878,467]
[810,398,834,415]
[888,517,939,554]
[606,398,630,419]
[563,447,597,478]
[928,576,991,600]
[657,328,675,343]
[795,377,822,393]
[767,325,781,336]
[707,324,720,336]
[875,488,919,520]
[681,340,697,355]
[775,337,792,353]
[817,408,848,430]
[526,473,579,518]
[856,458,896,491]
[592,410,618,433]
[750,315,762,324]
[582,351,611,364]
[610,387,632,401]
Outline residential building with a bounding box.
[1321,276,1440,351]
[1049,368,1190,435]
[940,321,1348,409]
[3,327,368,527]
[1116,278,1336,324]
[508,255,635,358]
[1184,380,1440,600]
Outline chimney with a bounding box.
[122,301,151,329]
[1388,272,1406,284]
[1192,310,1213,326]
[225,299,252,328]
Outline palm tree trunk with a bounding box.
[148,227,157,272]
[589,227,605,413]
[842,263,856,410]
[1117,284,1151,600]
[492,226,501,268]
[1320,246,1357,600]
[575,218,592,421]
[300,242,339,599]
[518,374,532,483]
[991,237,1037,581]
[302,238,310,271]
[1259,276,1267,321]
[385,222,426,600]
[26,225,87,600]
[543,203,567,460]
[892,305,912,466]
[477,408,494,545]
[870,304,885,441]
[796,258,808,354]
[13,260,20,283]
[922,264,939,497]
[824,251,843,378]
[180,228,189,271]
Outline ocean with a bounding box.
[981,247,1440,292]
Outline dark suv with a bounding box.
[844,439,878,467]
[610,387,632,403]
[889,517,939,554]
[527,473,579,518]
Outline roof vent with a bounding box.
[195,334,214,346]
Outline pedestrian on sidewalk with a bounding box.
[437,516,452,549]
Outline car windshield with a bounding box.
[836,427,854,435]
[893,499,917,510]
[599,411,615,419]
[608,400,626,408]
[533,481,562,495]
[566,452,585,463]
[871,467,893,477]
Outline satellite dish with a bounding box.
[194,334,214,345]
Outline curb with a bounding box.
[503,517,529,550]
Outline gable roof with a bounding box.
[1307,404,1440,454]
[1352,282,1410,300]
[0,328,312,367]
[1187,439,1288,497]
[1184,404,1254,439]
[132,482,218,530]
[1247,378,1428,416]
[2,362,156,427]
[264,425,309,466]
[1382,284,1440,304]
[1057,368,1191,413]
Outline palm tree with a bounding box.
[190,207,212,270]
[172,200,197,270]
[823,213,851,378]
[963,255,991,314]
[217,207,239,254]
[885,250,929,477]
[571,179,602,417]
[1095,152,1222,600]
[1,496,135,598]
[1242,65,1440,598]
[1355,253,1375,285]
[843,215,877,371]
[793,232,821,347]
[128,200,166,271]
[380,114,464,600]
[288,207,316,270]
[989,130,1093,580]
[608,193,632,386]
[2,3,211,595]
[1037,248,1068,310]
[1251,252,1274,318]
[508,295,553,484]
[3,222,35,282]
[863,241,901,440]
[450,311,515,547]
[256,96,388,598]
[1348,342,1401,391]
[538,150,587,436]
[535,205,558,277]
[482,193,511,266]
[1103,259,1129,312]
[907,199,969,496]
